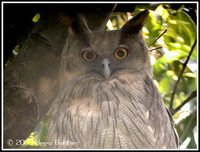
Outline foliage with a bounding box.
[23,4,197,149]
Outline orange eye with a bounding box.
[114,48,128,60]
[82,50,96,61]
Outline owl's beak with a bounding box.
[102,59,111,80]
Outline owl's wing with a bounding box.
[164,106,179,147]
[148,89,179,148]
[137,75,179,148]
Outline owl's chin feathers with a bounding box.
[83,68,148,82]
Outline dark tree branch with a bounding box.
[169,39,197,111]
[149,46,162,52]
[148,29,167,47]
[116,14,120,30]
[171,90,197,115]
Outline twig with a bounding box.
[169,39,197,110]
[117,14,120,30]
[149,46,162,52]
[148,29,167,47]
[171,90,197,115]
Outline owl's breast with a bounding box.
[48,73,177,148]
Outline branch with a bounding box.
[148,29,167,47]
[149,46,162,52]
[171,90,197,115]
[169,39,197,110]
[116,14,120,30]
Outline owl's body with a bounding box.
[48,10,178,149]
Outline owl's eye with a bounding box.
[114,47,128,60]
[82,50,96,61]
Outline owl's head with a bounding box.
[61,10,151,82]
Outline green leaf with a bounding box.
[176,109,197,148]
[32,13,40,23]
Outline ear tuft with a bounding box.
[121,10,149,35]
[69,13,91,36]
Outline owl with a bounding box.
[48,10,179,149]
